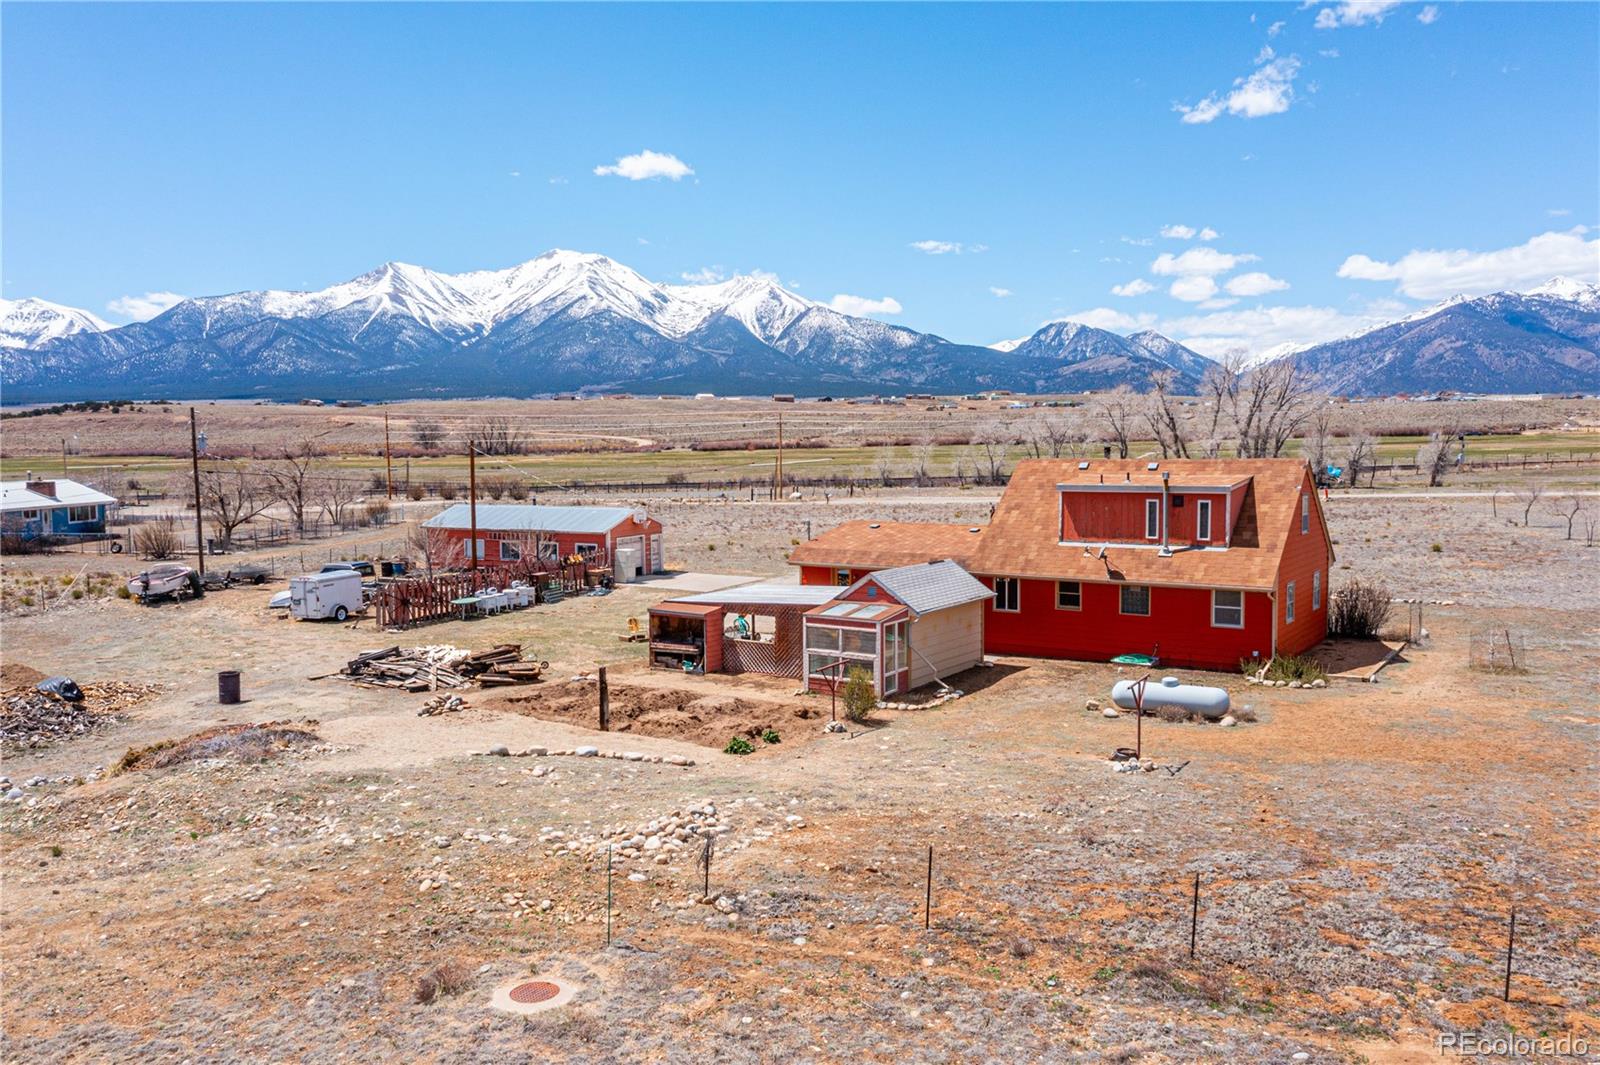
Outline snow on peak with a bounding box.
[988,336,1028,353]
[0,297,112,349]
[1527,275,1600,306]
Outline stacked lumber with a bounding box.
[340,644,545,691]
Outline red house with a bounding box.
[422,504,664,578]
[789,458,1334,672]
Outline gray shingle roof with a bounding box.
[421,504,642,534]
[847,560,991,616]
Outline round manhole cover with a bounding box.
[508,980,561,1005]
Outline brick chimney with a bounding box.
[25,480,57,499]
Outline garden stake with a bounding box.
[1189,873,1200,958]
[924,845,933,930]
[606,843,613,947]
[1504,906,1515,1002]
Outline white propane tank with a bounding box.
[1111,676,1231,720]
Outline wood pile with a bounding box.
[340,644,547,692]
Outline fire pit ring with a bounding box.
[489,973,581,1015]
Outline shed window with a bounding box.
[498,540,522,562]
[1313,570,1322,610]
[1286,581,1297,624]
[538,541,558,561]
[992,577,1020,612]
[1119,585,1151,616]
[574,542,599,559]
[67,505,98,523]
[1196,499,1212,541]
[1212,590,1244,628]
[1301,493,1310,534]
[1145,499,1160,539]
[1056,580,1081,610]
[466,538,486,561]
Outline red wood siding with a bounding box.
[428,516,662,570]
[1274,471,1334,656]
[1062,491,1228,546]
[799,565,872,586]
[978,576,1274,672]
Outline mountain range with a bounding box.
[1,252,1596,401]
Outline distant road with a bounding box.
[1325,490,1600,500]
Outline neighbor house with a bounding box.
[421,503,664,578]
[789,458,1334,672]
[0,477,117,542]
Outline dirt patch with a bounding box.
[115,720,321,773]
[487,679,821,748]
[0,661,47,687]
[1308,636,1407,679]
[1,681,162,750]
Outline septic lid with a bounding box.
[1162,676,1179,687]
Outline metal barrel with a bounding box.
[218,670,242,705]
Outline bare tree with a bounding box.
[1584,513,1598,547]
[1341,432,1377,488]
[266,442,322,535]
[1229,359,1322,458]
[1552,496,1585,540]
[411,419,446,450]
[910,437,935,486]
[405,521,436,577]
[1519,484,1545,527]
[317,472,364,527]
[1303,405,1336,480]
[1142,371,1191,459]
[198,463,273,547]
[478,416,528,456]
[973,420,1014,484]
[1416,430,1458,488]
[133,520,180,560]
[1039,413,1078,458]
[1195,355,1244,458]
[1094,386,1138,459]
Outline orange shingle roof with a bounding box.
[982,458,1313,590]
[787,520,985,570]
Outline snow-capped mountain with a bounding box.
[0,298,111,349]
[0,251,1009,400]
[1288,277,1600,395]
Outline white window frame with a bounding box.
[574,542,599,559]
[537,541,558,562]
[1285,580,1297,624]
[498,539,522,562]
[1056,580,1081,610]
[1301,493,1310,534]
[1211,589,1244,629]
[1313,570,1322,610]
[1145,498,1160,540]
[466,537,486,561]
[992,577,1020,613]
[67,505,98,523]
[835,569,852,587]
[20,509,41,521]
[1196,498,1212,542]
[1119,584,1151,616]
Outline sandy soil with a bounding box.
[1,489,1597,1063]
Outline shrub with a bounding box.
[115,585,132,599]
[842,666,876,723]
[369,472,386,491]
[1248,654,1327,684]
[438,483,458,501]
[483,476,509,500]
[413,960,473,1004]
[723,736,754,755]
[761,729,781,744]
[133,520,181,560]
[506,481,528,500]
[1430,543,1442,553]
[407,484,425,501]
[665,471,688,485]
[364,501,391,527]
[1328,577,1392,639]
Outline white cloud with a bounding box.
[1197,297,1241,310]
[1120,235,1154,247]
[969,244,990,254]
[1314,1,1403,29]
[1161,303,1392,357]
[508,170,521,178]
[1111,278,1155,297]
[749,269,782,284]
[1177,55,1302,124]
[548,176,568,185]
[1161,224,1197,240]
[1198,227,1220,241]
[1417,4,1440,24]
[1337,227,1600,299]
[1054,308,1158,332]
[1254,44,1276,64]
[1225,271,1291,296]
[680,266,726,284]
[989,286,1013,298]
[1151,247,1259,277]
[1319,48,1341,58]
[1170,276,1220,302]
[829,294,903,316]
[910,240,963,255]
[107,291,186,321]
[1268,19,1287,36]
[593,149,694,181]
[1548,208,1572,217]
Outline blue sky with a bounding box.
[3,1,1597,355]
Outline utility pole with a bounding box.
[383,412,394,500]
[61,438,68,476]
[468,440,479,573]
[775,409,784,500]
[189,408,206,577]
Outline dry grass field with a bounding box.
[2,399,1598,1063]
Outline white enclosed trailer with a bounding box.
[289,570,365,622]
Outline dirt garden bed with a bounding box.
[114,720,322,772]
[485,679,824,748]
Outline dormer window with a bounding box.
[1144,499,1159,540]
[1197,499,1212,541]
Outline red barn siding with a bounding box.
[978,576,1274,672]
[1274,471,1334,656]
[428,516,663,571]
[799,565,871,587]
[1062,491,1228,547]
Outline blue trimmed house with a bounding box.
[1,477,118,541]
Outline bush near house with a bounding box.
[1328,578,1393,639]
[843,666,876,723]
